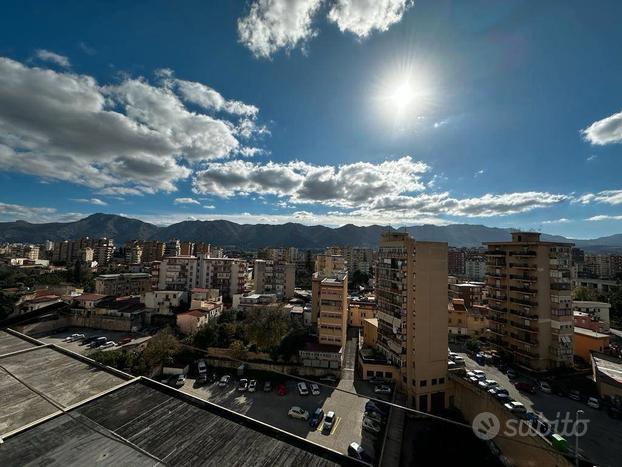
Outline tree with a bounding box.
[572,287,602,302]
[229,340,247,360]
[142,329,180,368]
[193,323,217,349]
[245,307,290,351]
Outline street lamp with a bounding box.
[575,409,584,467]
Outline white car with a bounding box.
[248,379,257,392]
[374,384,392,394]
[362,417,382,434]
[504,401,527,415]
[297,382,309,396]
[472,370,486,380]
[310,383,320,396]
[539,381,552,394]
[323,411,336,433]
[218,375,231,387]
[478,379,498,390]
[100,341,116,348]
[63,333,85,342]
[587,397,600,409]
[288,406,309,420]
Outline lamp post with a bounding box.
[575,409,584,467]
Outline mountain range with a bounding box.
[1,213,621,251]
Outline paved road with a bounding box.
[459,351,622,467]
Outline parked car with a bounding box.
[468,376,480,384]
[248,379,257,392]
[277,383,287,396]
[288,406,309,421]
[515,381,537,394]
[451,356,465,366]
[472,370,486,380]
[88,336,107,348]
[100,341,116,349]
[309,408,324,428]
[347,442,367,461]
[569,389,581,401]
[365,401,389,417]
[491,387,510,401]
[63,333,85,342]
[263,381,272,392]
[197,359,207,374]
[362,417,382,434]
[539,381,552,394]
[238,378,249,392]
[218,375,231,387]
[478,379,498,390]
[504,401,527,416]
[174,374,185,388]
[118,337,132,346]
[297,382,309,396]
[374,384,392,394]
[323,411,336,434]
[364,410,385,424]
[587,397,600,409]
[607,405,622,419]
[197,373,208,385]
[368,376,390,385]
[208,373,218,384]
[310,383,320,396]
[506,368,517,379]
[319,375,337,384]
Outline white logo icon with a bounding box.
[472,412,500,440]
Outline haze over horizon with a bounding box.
[1,1,622,238]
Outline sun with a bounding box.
[388,80,416,111]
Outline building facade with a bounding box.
[375,232,448,411]
[95,273,152,296]
[254,259,296,299]
[485,232,574,371]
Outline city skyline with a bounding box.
[1,1,622,239]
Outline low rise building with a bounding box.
[237,293,278,312]
[572,300,611,331]
[448,281,484,308]
[142,290,188,315]
[95,273,151,296]
[298,342,342,370]
[574,311,608,334]
[348,295,376,327]
[177,304,222,335]
[574,327,610,362]
[363,318,378,347]
[591,352,622,401]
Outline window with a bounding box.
[367,370,374,377]
[439,377,445,384]
[431,378,437,385]
[420,379,427,387]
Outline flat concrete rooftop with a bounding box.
[0,329,38,355]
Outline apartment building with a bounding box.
[485,232,574,371]
[124,241,143,264]
[254,259,296,299]
[344,247,375,274]
[348,295,377,327]
[465,256,486,281]
[315,254,346,275]
[52,237,113,265]
[141,240,165,263]
[164,239,181,257]
[260,247,299,263]
[448,248,466,276]
[95,272,152,296]
[157,255,247,300]
[316,272,349,348]
[448,281,484,308]
[448,299,489,337]
[375,232,448,411]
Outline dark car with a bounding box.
[365,401,389,417]
[569,389,581,401]
[515,381,536,394]
[309,408,324,428]
[264,381,272,392]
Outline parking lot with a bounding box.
[39,328,151,355]
[459,351,622,467]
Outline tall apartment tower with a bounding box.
[485,232,574,371]
[316,271,348,349]
[312,254,347,326]
[376,232,448,411]
[254,259,296,299]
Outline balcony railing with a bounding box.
[508,321,539,333]
[509,274,537,281]
[488,303,507,312]
[489,327,507,336]
[508,309,539,320]
[485,250,506,256]
[489,314,507,324]
[551,282,571,291]
[509,285,537,294]
[488,295,508,302]
[510,297,538,307]
[509,251,536,257]
[509,263,537,270]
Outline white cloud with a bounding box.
[327,0,413,38]
[586,154,597,162]
[0,202,87,223]
[474,169,485,177]
[238,0,322,59]
[203,205,216,209]
[582,110,622,145]
[174,197,201,205]
[0,56,263,194]
[542,218,570,224]
[35,49,70,68]
[192,156,429,207]
[71,198,107,206]
[586,215,622,222]
[577,190,622,205]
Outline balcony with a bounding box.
[508,309,539,320]
[489,314,507,324]
[551,282,571,291]
[509,285,536,294]
[487,271,506,279]
[510,297,538,307]
[508,321,539,333]
[509,263,537,271]
[509,333,538,345]
[488,302,507,313]
[485,250,506,256]
[488,295,508,303]
[509,251,536,257]
[512,347,539,360]
[489,327,507,336]
[509,274,537,282]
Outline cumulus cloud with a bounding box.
[577,190,622,205]
[582,111,622,145]
[542,218,570,224]
[35,49,70,68]
[586,215,622,222]
[174,197,201,205]
[327,0,413,38]
[0,56,263,194]
[71,198,107,206]
[192,156,428,207]
[238,0,322,59]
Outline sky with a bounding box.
[0,0,621,239]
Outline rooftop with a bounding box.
[0,329,357,466]
[592,352,622,386]
[574,327,610,339]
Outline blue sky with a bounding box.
[0,0,621,239]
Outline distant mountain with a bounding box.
[1,213,622,251]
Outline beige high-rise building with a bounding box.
[312,254,347,325]
[316,272,348,348]
[485,232,574,371]
[254,259,296,299]
[376,232,448,411]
